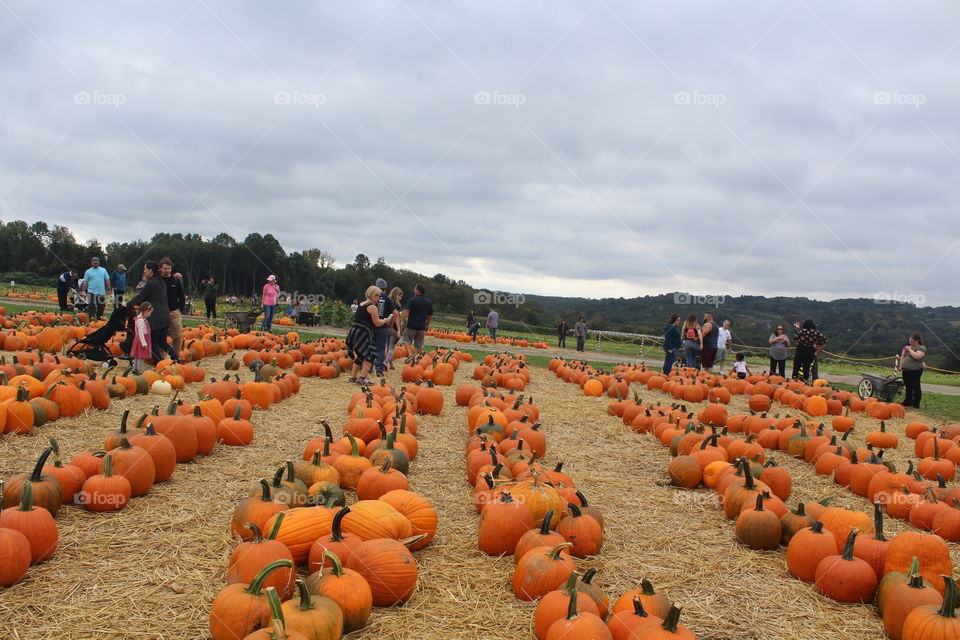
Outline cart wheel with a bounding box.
[224,315,239,331]
[857,378,873,400]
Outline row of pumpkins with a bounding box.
[458,363,699,639]
[599,390,960,640]
[426,327,550,349]
[215,379,440,640]
[0,357,305,589]
[559,358,909,422]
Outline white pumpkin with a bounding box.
[150,379,173,395]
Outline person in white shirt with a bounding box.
[733,352,750,379]
[715,319,733,373]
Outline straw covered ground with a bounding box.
[0,354,957,640]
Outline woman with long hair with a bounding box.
[385,287,404,369]
[768,325,790,377]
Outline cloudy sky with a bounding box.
[1,1,958,304]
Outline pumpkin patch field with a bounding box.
[1,325,960,639]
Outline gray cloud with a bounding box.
[0,0,957,304]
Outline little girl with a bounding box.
[130,302,153,374]
[733,352,750,379]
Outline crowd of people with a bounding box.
[345,278,434,384]
[49,261,932,408]
[661,312,928,409]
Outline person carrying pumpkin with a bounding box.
[346,286,393,384]
[130,302,153,374]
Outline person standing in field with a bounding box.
[159,258,184,359]
[575,317,587,352]
[385,287,404,368]
[682,314,701,368]
[768,325,790,377]
[200,276,219,319]
[81,256,111,320]
[487,307,499,340]
[898,333,927,409]
[700,311,718,372]
[732,352,751,379]
[662,314,682,375]
[56,268,79,310]
[130,302,153,374]
[373,277,397,375]
[791,319,826,381]
[468,309,482,340]
[346,286,392,384]
[715,319,732,373]
[402,283,433,359]
[125,261,170,362]
[557,319,568,348]
[260,275,280,331]
[110,264,127,308]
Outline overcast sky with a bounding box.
[1,1,958,304]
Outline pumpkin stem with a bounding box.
[538,510,554,535]
[564,573,581,620]
[266,511,285,540]
[244,559,293,595]
[245,521,265,543]
[753,493,766,511]
[547,542,573,560]
[18,479,34,511]
[939,577,958,618]
[810,520,825,534]
[262,586,287,638]
[270,467,284,489]
[632,596,650,618]
[379,456,393,473]
[294,579,315,612]
[872,502,886,541]
[330,506,350,542]
[322,550,345,576]
[574,491,590,508]
[30,446,55,482]
[840,529,859,561]
[661,605,683,633]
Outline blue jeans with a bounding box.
[374,329,388,374]
[261,305,275,331]
[663,349,679,375]
[683,340,700,368]
[488,327,497,340]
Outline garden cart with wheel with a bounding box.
[857,371,903,402]
[223,308,262,333]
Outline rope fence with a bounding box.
[592,331,960,375]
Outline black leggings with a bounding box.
[792,345,817,380]
[204,298,216,319]
[769,357,786,377]
[902,368,922,408]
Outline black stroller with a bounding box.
[67,306,135,366]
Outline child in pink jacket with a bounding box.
[130,302,153,373]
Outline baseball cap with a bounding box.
[91,257,100,263]
[118,264,126,270]
[375,278,388,289]
[267,274,276,281]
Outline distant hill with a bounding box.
[523,292,960,368]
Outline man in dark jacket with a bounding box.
[125,261,170,362]
[55,269,79,310]
[159,257,185,360]
[110,264,127,307]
